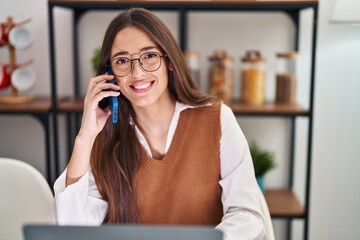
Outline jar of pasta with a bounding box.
[240,50,266,104]
[208,49,234,103]
[275,51,298,104]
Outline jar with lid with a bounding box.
[184,51,200,88]
[208,49,234,103]
[275,51,298,104]
[240,50,266,105]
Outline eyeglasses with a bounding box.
[109,52,167,77]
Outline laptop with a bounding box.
[23,224,223,240]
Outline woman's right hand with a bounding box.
[65,74,120,186]
[79,74,121,139]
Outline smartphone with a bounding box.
[98,68,118,124]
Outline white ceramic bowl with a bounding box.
[11,67,36,91]
[9,26,32,50]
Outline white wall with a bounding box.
[310,0,360,239]
[0,0,359,239]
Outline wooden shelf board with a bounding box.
[229,101,309,116]
[265,188,304,218]
[0,96,52,113]
[57,97,309,116]
[58,97,84,112]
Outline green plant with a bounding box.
[249,142,277,177]
[91,47,101,73]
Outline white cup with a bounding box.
[11,66,36,91]
[8,26,32,50]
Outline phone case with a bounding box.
[98,68,118,124]
[108,78,118,124]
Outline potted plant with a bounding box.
[91,47,101,73]
[249,142,277,192]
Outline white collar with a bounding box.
[133,101,206,157]
[129,101,195,126]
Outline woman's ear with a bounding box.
[168,62,174,71]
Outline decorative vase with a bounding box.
[256,175,265,193]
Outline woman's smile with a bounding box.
[129,80,155,93]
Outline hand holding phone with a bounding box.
[99,68,118,124]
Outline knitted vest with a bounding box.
[133,101,223,225]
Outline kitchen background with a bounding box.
[0,0,359,239]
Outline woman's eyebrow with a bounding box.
[140,46,158,53]
[111,51,129,59]
[111,46,159,59]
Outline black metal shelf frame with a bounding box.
[47,2,318,239]
[0,112,53,185]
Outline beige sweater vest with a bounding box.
[134,101,223,225]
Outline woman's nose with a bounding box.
[130,60,145,78]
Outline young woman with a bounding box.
[53,8,266,240]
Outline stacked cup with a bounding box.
[0,18,35,93]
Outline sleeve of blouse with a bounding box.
[51,168,108,226]
[215,104,266,240]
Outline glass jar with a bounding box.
[184,51,200,88]
[208,49,234,103]
[275,51,298,104]
[240,50,266,105]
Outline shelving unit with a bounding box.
[47,1,318,239]
[0,97,53,184]
[0,17,54,183]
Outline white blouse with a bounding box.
[52,102,266,240]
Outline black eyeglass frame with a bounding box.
[106,52,168,77]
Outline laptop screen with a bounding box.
[23,224,223,240]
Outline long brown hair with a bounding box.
[90,8,215,224]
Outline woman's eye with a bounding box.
[144,53,158,59]
[115,58,130,65]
